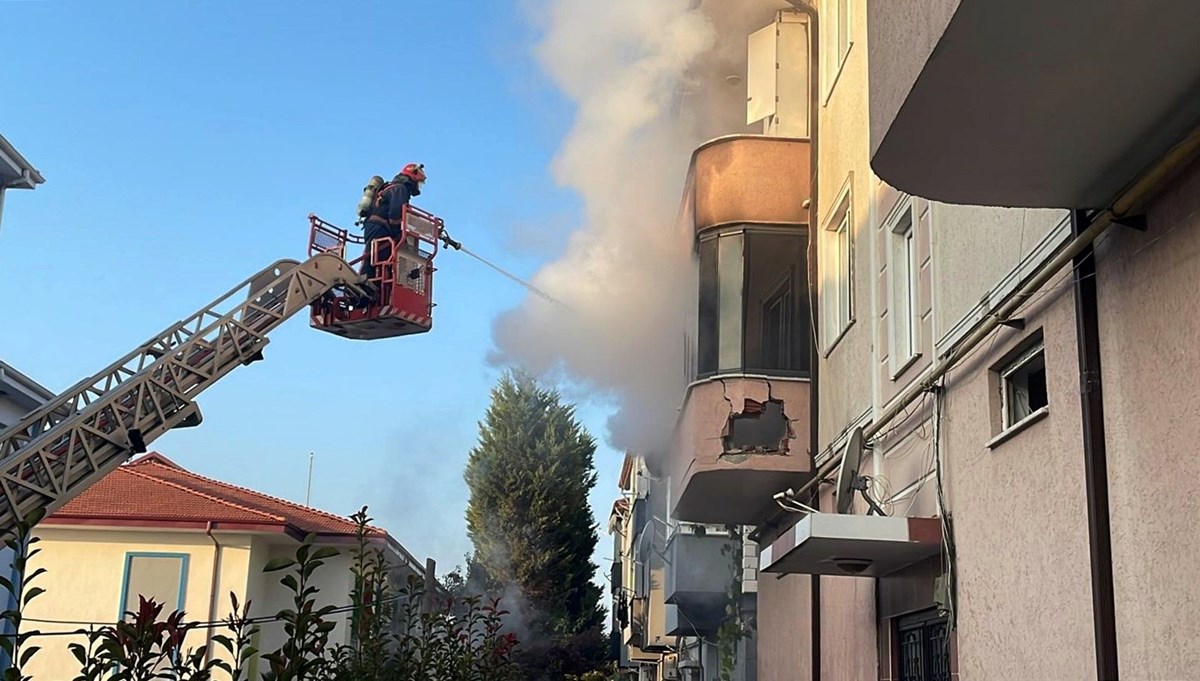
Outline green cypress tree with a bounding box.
[464,370,606,675]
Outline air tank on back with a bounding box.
[356,175,387,223]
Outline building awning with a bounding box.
[868,0,1200,208]
[760,513,941,577]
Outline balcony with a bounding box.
[759,513,942,578]
[664,532,738,635]
[689,135,811,233]
[668,377,811,525]
[868,0,1200,208]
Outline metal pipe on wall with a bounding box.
[205,521,223,664]
[1071,208,1119,680]
[796,0,822,675]
[778,123,1200,509]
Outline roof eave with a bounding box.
[41,517,292,534]
[0,133,44,188]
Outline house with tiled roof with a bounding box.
[22,452,430,680]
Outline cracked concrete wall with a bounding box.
[669,377,810,524]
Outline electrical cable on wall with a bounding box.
[933,376,957,630]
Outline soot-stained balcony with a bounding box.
[671,135,814,526]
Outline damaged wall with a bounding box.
[669,377,809,525]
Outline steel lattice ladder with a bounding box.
[0,253,369,533]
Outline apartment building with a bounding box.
[859,3,1200,680]
[609,452,758,681]
[0,131,45,674]
[25,451,430,679]
[616,0,1200,679]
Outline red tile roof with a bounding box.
[47,452,385,540]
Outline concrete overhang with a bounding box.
[759,513,941,577]
[868,0,1200,208]
[0,132,45,189]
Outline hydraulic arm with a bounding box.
[0,253,366,532]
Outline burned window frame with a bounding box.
[696,225,812,380]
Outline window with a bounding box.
[888,201,920,373]
[120,553,188,619]
[823,0,852,99]
[697,229,812,378]
[822,183,853,350]
[897,609,951,681]
[1000,341,1048,429]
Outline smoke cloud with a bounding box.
[492,0,728,455]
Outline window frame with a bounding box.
[822,178,854,354]
[696,226,812,379]
[986,333,1050,448]
[761,270,796,370]
[886,197,921,377]
[999,340,1048,430]
[822,0,854,103]
[118,552,189,621]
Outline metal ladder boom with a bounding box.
[0,252,366,532]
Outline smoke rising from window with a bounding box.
[493,0,787,455]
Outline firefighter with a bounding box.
[359,163,426,283]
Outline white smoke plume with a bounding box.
[492,0,712,455]
[494,0,792,454]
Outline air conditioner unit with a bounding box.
[746,10,812,137]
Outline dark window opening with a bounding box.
[1001,341,1047,428]
[761,275,794,370]
[897,609,951,681]
[724,399,789,453]
[696,229,811,378]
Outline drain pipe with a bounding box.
[1071,208,1119,680]
[204,521,223,663]
[796,0,822,677]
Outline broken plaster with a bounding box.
[718,377,795,458]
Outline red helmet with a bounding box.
[400,163,426,184]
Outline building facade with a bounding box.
[23,452,429,680]
[0,130,48,670]
[611,0,1200,679]
[609,452,758,681]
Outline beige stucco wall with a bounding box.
[1097,158,1200,679]
[930,205,1066,343]
[670,377,811,525]
[756,573,812,681]
[815,0,874,460]
[940,290,1096,679]
[253,542,356,657]
[22,527,364,679]
[24,527,257,679]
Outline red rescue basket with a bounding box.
[307,206,444,340]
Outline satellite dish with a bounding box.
[834,427,865,514]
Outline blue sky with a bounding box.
[0,1,622,588]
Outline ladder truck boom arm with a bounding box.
[0,252,367,532]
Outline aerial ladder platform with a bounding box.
[0,206,446,532]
